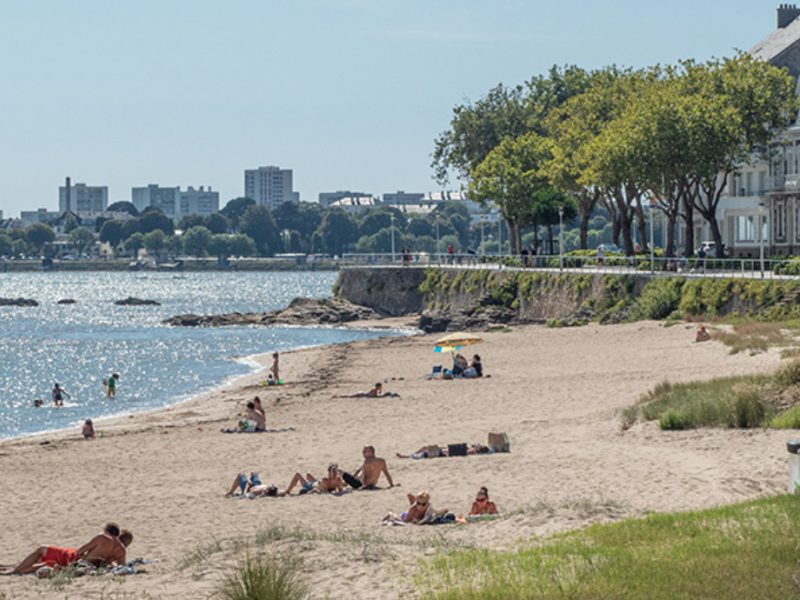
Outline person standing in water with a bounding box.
[107,373,119,398]
[52,383,70,407]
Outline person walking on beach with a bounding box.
[52,383,70,407]
[342,445,395,490]
[270,352,279,384]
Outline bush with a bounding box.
[214,552,309,600]
[770,405,800,429]
[633,278,684,320]
[660,410,692,430]
[776,360,800,387]
[729,383,766,428]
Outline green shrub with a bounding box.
[729,383,766,428]
[776,360,800,387]
[546,318,565,328]
[633,278,684,320]
[214,552,309,600]
[769,405,800,429]
[660,409,692,430]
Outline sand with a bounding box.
[0,320,792,599]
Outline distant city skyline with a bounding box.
[0,1,786,216]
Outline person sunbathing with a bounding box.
[336,383,400,398]
[342,445,395,490]
[382,492,442,525]
[695,325,711,342]
[225,472,288,497]
[1,523,131,575]
[468,487,499,516]
[396,443,492,459]
[285,463,345,495]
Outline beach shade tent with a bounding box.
[434,332,483,353]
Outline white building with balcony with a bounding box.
[244,166,299,210]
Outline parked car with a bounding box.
[696,241,716,255]
[596,243,621,254]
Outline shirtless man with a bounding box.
[52,383,70,407]
[225,473,288,497]
[1,523,131,575]
[342,446,395,490]
[245,401,266,431]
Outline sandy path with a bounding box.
[0,321,791,599]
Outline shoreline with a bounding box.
[0,320,790,600]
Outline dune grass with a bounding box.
[713,321,786,354]
[213,552,309,600]
[416,495,800,600]
[622,360,800,430]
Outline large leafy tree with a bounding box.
[221,197,256,231]
[273,201,324,241]
[125,232,145,258]
[68,227,95,255]
[144,229,167,260]
[239,205,281,256]
[177,214,204,231]
[140,209,174,236]
[99,220,126,248]
[0,234,13,256]
[314,208,358,256]
[182,226,213,257]
[204,212,232,235]
[26,223,55,253]
[107,201,139,216]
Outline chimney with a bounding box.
[65,176,71,212]
[778,4,800,28]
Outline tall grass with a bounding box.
[213,552,309,600]
[623,361,800,430]
[416,496,800,600]
[714,321,785,354]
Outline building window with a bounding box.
[737,215,755,241]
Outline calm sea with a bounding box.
[0,271,403,440]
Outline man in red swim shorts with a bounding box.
[0,523,131,576]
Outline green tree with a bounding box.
[273,201,324,243]
[229,233,257,257]
[240,205,281,256]
[209,234,231,258]
[26,223,55,253]
[204,212,232,235]
[166,235,183,257]
[99,220,126,248]
[68,226,95,255]
[125,232,145,258]
[107,201,140,216]
[63,213,79,233]
[122,219,141,240]
[0,234,12,256]
[177,214,204,231]
[315,208,358,256]
[12,239,28,258]
[182,226,213,257]
[140,209,174,236]
[221,197,255,231]
[144,229,167,260]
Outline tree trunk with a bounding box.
[547,224,554,254]
[578,189,600,250]
[666,212,676,257]
[635,200,648,252]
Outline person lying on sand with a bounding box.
[695,325,711,343]
[335,383,400,398]
[286,463,345,495]
[342,445,395,490]
[382,491,452,525]
[0,523,132,575]
[225,473,288,497]
[396,443,493,459]
[468,486,499,516]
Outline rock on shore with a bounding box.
[0,298,38,307]
[115,297,161,306]
[163,297,379,327]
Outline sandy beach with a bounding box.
[0,320,792,599]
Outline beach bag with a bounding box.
[487,432,510,453]
[448,443,468,457]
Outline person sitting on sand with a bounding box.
[695,325,711,343]
[52,383,70,407]
[461,354,483,379]
[82,419,95,439]
[285,463,345,495]
[226,472,289,497]
[468,487,499,516]
[342,445,395,490]
[452,354,468,377]
[252,396,265,419]
[382,491,444,525]
[335,383,401,398]
[0,523,131,575]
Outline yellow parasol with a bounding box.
[434,331,483,353]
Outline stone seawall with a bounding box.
[336,267,796,331]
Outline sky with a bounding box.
[0,0,788,216]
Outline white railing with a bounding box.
[340,252,800,280]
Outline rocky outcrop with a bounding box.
[0,297,38,307]
[335,268,427,316]
[163,297,379,327]
[115,297,161,306]
[57,299,77,305]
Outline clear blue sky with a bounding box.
[0,0,786,216]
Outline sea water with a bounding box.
[0,271,403,440]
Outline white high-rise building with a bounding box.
[179,186,219,218]
[244,166,298,210]
[132,184,180,217]
[59,183,108,212]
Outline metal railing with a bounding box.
[341,252,800,280]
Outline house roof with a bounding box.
[749,17,800,62]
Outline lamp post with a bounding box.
[558,206,564,271]
[390,214,396,265]
[759,200,765,278]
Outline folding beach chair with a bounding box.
[426,365,443,379]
